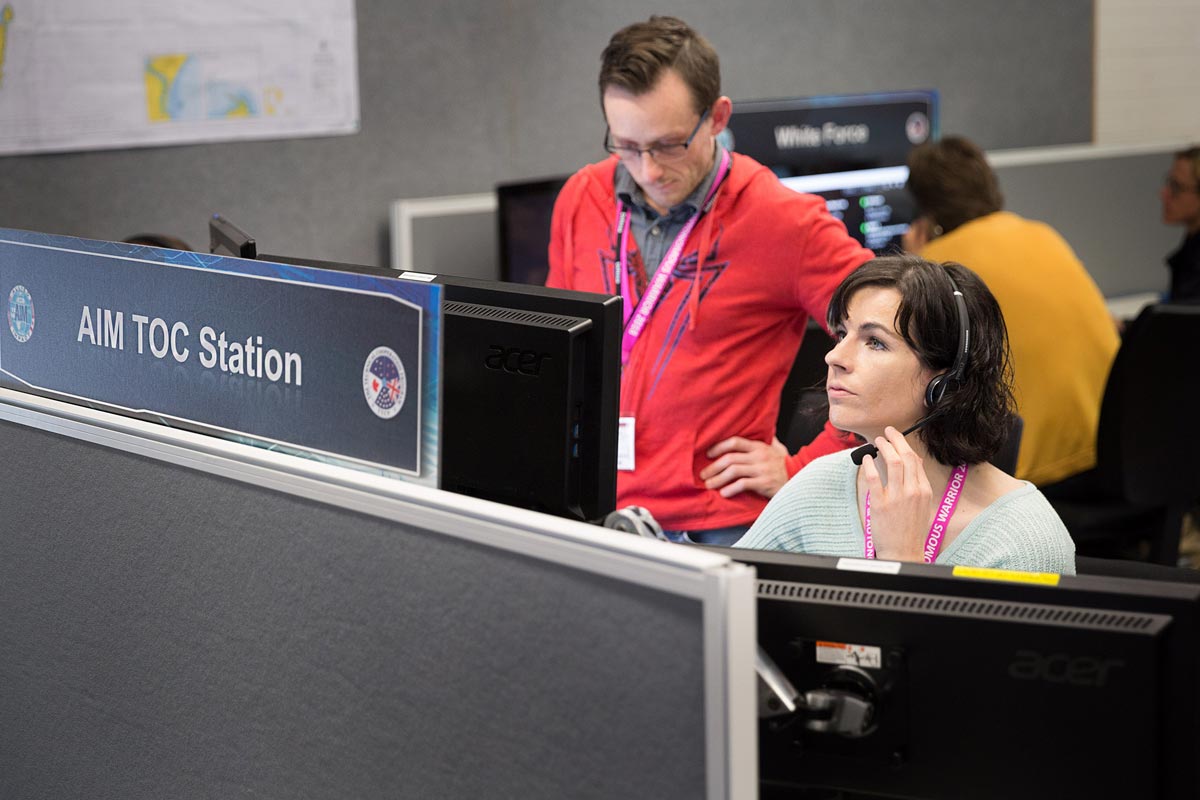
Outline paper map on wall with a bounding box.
[0,0,358,156]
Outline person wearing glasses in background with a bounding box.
[1161,146,1200,305]
[547,16,872,544]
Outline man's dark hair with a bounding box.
[826,254,1016,467]
[905,135,1004,235]
[599,16,720,114]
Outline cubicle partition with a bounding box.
[392,142,1184,304]
[990,142,1180,300]
[0,389,756,799]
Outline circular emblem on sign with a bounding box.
[7,285,35,343]
[905,111,931,145]
[362,346,407,419]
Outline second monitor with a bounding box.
[727,89,938,253]
[496,176,568,287]
[432,273,620,523]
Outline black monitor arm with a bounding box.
[757,645,876,738]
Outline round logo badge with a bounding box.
[362,346,407,420]
[7,285,35,343]
[905,111,931,145]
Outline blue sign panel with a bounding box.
[0,229,441,484]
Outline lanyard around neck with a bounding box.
[863,463,968,563]
[614,149,731,366]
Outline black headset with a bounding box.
[924,273,971,408]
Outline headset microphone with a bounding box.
[850,418,932,465]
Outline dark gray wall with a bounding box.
[0,0,1092,269]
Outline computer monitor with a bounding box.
[208,213,258,259]
[727,90,938,253]
[780,166,916,253]
[711,547,1200,800]
[496,175,568,286]
[430,272,620,522]
[254,249,621,523]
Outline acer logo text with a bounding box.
[485,345,550,376]
[1008,650,1125,688]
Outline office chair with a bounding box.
[776,322,833,452]
[1046,303,1200,565]
[989,414,1024,476]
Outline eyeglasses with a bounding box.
[604,109,709,164]
[1164,175,1200,197]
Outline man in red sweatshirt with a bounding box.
[548,16,871,543]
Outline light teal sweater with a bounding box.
[735,451,1076,574]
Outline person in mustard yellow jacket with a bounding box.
[902,136,1119,488]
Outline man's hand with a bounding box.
[700,436,790,499]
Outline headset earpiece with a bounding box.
[925,374,947,408]
[925,273,971,409]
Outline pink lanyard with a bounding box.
[863,463,968,563]
[614,149,731,365]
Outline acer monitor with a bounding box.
[430,273,620,523]
[496,175,569,286]
[208,213,257,259]
[253,246,620,523]
[711,547,1200,800]
[727,90,938,253]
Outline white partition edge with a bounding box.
[0,387,757,799]
[705,559,759,799]
[985,139,1189,168]
[390,192,497,272]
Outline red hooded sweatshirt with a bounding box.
[548,153,870,530]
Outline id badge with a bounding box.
[617,416,635,471]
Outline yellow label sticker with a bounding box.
[952,566,1061,586]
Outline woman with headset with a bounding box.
[735,254,1076,574]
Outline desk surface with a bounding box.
[1106,291,1161,320]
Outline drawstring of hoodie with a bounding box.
[615,149,731,360]
[689,203,718,331]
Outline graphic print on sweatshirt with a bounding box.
[598,228,730,399]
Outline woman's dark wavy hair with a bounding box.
[826,254,1016,467]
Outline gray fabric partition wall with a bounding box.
[992,146,1180,298]
[0,1,1093,269]
[396,144,1183,298]
[0,407,747,799]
